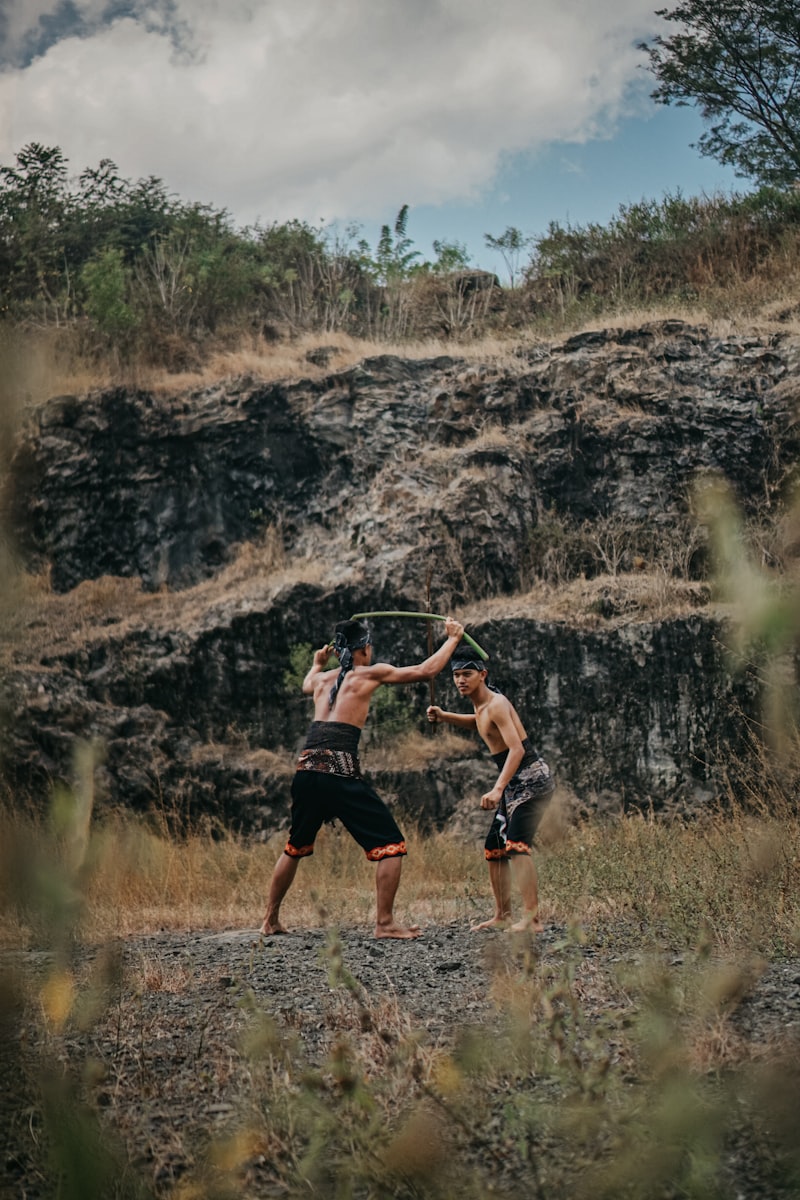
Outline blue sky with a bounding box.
[370,106,743,276]
[0,0,746,281]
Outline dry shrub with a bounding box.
[3,324,540,407]
[0,324,116,410]
[0,569,161,667]
[133,954,194,994]
[366,728,474,772]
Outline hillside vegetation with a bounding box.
[4,143,800,398]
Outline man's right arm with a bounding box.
[427,705,477,729]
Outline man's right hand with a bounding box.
[444,617,464,640]
[313,643,333,668]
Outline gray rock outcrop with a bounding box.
[2,320,798,831]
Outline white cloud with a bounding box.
[0,0,662,228]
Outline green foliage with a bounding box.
[282,643,315,694]
[81,248,138,340]
[0,143,74,320]
[484,225,532,287]
[372,203,421,284]
[7,139,800,354]
[524,185,800,315]
[431,237,471,273]
[368,683,415,743]
[641,0,800,186]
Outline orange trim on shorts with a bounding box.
[366,841,407,861]
[506,839,531,856]
[484,840,531,860]
[284,842,314,858]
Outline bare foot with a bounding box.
[260,920,291,936]
[508,916,544,933]
[374,921,422,939]
[470,917,510,931]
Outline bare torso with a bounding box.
[475,692,529,755]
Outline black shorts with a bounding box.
[286,769,407,861]
[484,757,555,859]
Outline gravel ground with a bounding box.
[3,920,800,1199]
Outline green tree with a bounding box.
[0,143,74,319]
[431,238,471,273]
[640,0,800,186]
[81,247,138,341]
[373,204,420,283]
[483,225,531,287]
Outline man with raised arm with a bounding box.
[260,615,464,939]
[427,645,555,932]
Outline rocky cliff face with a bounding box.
[2,320,797,833]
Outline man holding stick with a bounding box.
[261,614,464,939]
[427,646,555,932]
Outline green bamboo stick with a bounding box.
[350,611,489,660]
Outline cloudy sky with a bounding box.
[0,0,741,273]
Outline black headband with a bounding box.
[451,657,487,672]
[450,652,502,693]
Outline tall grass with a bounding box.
[3,784,798,957]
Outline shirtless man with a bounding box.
[261,615,464,939]
[427,647,554,932]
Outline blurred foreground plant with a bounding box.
[695,475,800,763]
[0,740,151,1197]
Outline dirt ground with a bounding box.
[4,919,800,1198]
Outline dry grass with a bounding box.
[1,326,110,410]
[461,572,717,629]
[3,785,800,1199]
[15,301,795,415]
[3,787,799,956]
[0,528,328,668]
[0,327,539,410]
[365,728,476,772]
[0,809,492,945]
[0,570,159,668]
[422,422,524,471]
[1,562,717,683]
[189,742,294,776]
[3,289,800,416]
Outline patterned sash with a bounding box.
[296,747,362,778]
